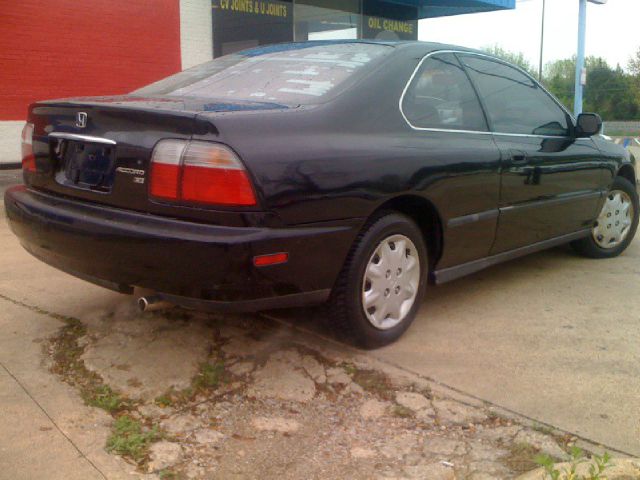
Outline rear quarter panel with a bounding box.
[193,47,502,266]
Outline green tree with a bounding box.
[481,45,536,76]
[584,59,638,120]
[544,56,640,120]
[543,57,576,111]
[628,47,640,107]
[629,47,640,76]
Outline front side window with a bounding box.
[134,42,391,105]
[460,55,570,136]
[401,53,488,132]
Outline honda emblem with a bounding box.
[76,112,87,128]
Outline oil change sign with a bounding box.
[362,1,417,41]
[363,16,416,40]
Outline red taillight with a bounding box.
[150,140,256,207]
[21,123,35,172]
[253,252,289,267]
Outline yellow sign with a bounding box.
[217,0,288,18]
[367,16,414,35]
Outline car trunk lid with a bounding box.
[26,95,289,222]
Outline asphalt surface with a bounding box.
[1,168,639,458]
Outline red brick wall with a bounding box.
[0,0,181,121]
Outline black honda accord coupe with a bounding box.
[5,41,638,347]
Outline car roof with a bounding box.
[237,40,489,59]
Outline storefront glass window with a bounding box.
[210,0,418,59]
[293,0,360,41]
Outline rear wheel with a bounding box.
[571,176,639,258]
[328,212,428,348]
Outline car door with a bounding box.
[399,52,502,268]
[458,54,607,254]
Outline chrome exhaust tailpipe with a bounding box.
[138,295,173,312]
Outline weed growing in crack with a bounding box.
[342,363,358,376]
[49,318,87,378]
[159,469,184,479]
[155,393,174,408]
[532,421,554,436]
[536,447,611,480]
[392,404,414,418]
[106,415,162,462]
[194,361,226,390]
[48,316,131,414]
[153,360,228,409]
[504,442,548,473]
[84,384,129,413]
[44,311,157,468]
[346,365,393,400]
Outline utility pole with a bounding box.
[574,0,608,116]
[573,0,587,116]
[538,0,546,81]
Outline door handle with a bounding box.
[510,150,528,164]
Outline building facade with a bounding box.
[0,0,514,165]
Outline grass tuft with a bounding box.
[106,415,161,461]
[155,393,174,408]
[83,384,128,413]
[159,469,184,479]
[193,362,226,390]
[503,442,543,473]
[350,368,393,400]
[392,404,414,418]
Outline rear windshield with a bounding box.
[133,42,391,105]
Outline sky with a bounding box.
[419,0,640,71]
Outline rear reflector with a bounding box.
[253,252,289,267]
[21,123,35,172]
[150,140,256,207]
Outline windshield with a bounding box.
[133,42,392,105]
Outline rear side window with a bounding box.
[134,42,391,105]
[401,53,488,132]
[460,55,570,136]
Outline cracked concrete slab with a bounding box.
[80,311,214,401]
[267,241,640,456]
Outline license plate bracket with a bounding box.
[54,140,116,192]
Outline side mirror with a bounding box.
[576,113,602,137]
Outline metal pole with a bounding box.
[574,0,587,116]
[538,0,546,81]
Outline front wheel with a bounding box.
[328,212,428,348]
[571,176,639,258]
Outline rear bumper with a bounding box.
[4,186,361,311]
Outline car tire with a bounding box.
[328,212,428,349]
[571,175,639,259]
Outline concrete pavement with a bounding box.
[0,300,105,480]
[0,295,142,480]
